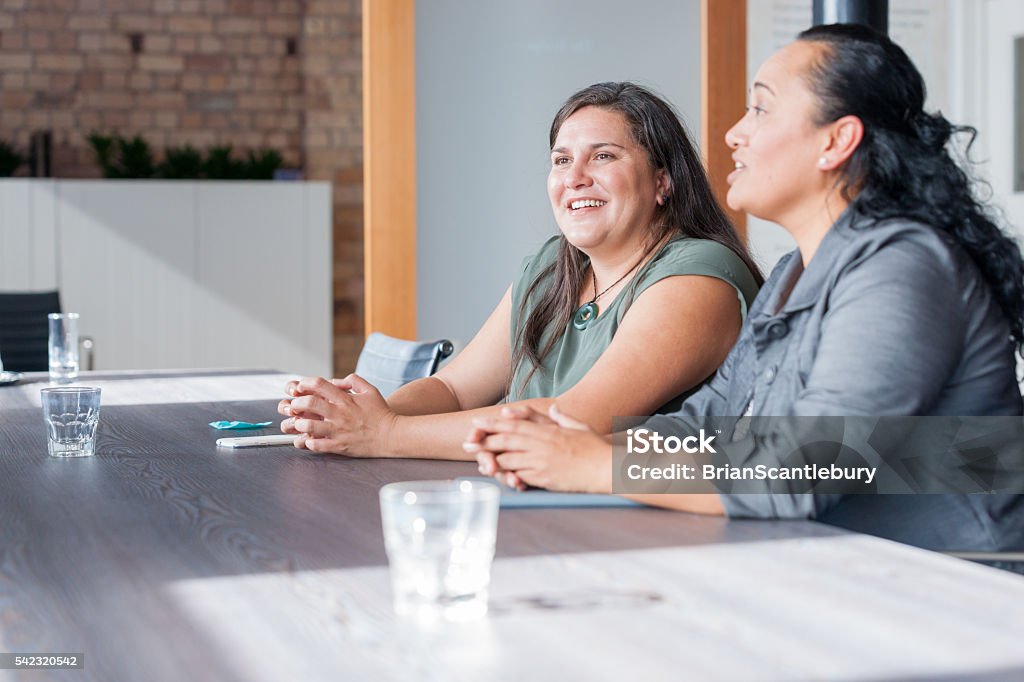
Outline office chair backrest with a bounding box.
[0,290,61,372]
[354,332,455,398]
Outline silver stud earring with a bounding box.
[818,157,828,168]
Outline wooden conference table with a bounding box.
[2,369,1024,682]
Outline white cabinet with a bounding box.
[0,179,332,377]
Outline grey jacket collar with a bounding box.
[761,206,870,316]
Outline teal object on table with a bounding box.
[208,421,273,430]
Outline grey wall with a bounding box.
[416,0,701,346]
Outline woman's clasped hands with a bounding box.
[279,374,398,455]
[464,403,613,493]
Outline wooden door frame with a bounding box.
[362,0,746,336]
[362,0,417,340]
[702,0,747,236]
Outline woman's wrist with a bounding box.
[582,439,614,493]
[595,445,615,493]
[374,411,402,457]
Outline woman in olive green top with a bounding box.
[510,234,759,413]
[279,82,761,460]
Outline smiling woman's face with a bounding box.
[547,106,666,254]
[724,41,830,225]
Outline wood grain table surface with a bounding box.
[1,370,1023,682]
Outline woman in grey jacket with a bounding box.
[466,24,1024,552]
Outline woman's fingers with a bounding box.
[471,415,551,439]
[287,394,333,420]
[476,450,499,475]
[329,376,355,391]
[498,404,553,425]
[303,437,331,453]
[463,426,487,448]
[495,451,533,471]
[466,408,561,454]
[479,431,544,454]
[326,373,378,396]
[511,469,542,490]
[476,448,525,490]
[292,417,333,438]
[296,375,350,402]
[549,403,590,431]
[465,409,585,494]
[277,399,293,417]
[342,373,378,395]
[504,471,526,491]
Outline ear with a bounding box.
[818,115,863,170]
[655,168,671,204]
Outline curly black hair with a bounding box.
[798,23,1024,352]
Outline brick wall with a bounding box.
[0,0,364,374]
[301,0,363,375]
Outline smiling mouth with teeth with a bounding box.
[734,162,745,169]
[569,199,607,210]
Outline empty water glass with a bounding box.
[40,387,101,458]
[380,479,500,623]
[48,313,80,384]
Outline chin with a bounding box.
[725,188,746,213]
[557,226,601,250]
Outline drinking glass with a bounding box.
[40,386,101,457]
[48,313,80,384]
[379,479,500,622]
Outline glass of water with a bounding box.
[40,387,101,458]
[48,313,80,384]
[379,479,500,622]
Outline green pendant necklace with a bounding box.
[572,257,644,331]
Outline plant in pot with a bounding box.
[87,132,156,178]
[0,140,25,177]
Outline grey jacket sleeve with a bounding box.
[721,233,968,520]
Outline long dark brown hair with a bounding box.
[510,82,762,396]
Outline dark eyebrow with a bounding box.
[551,142,627,154]
[751,81,775,96]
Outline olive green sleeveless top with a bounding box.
[508,236,760,413]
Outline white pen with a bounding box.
[216,434,296,448]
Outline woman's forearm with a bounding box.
[387,376,462,416]
[382,397,556,460]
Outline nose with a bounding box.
[725,116,747,149]
[563,160,592,189]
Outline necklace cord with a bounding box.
[588,254,646,304]
[573,249,650,331]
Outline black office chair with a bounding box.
[0,291,95,372]
[354,332,455,398]
[0,290,62,372]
